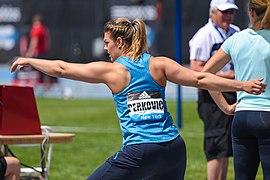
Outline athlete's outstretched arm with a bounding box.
[156,56,266,95]
[10,57,115,84]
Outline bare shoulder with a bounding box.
[150,56,180,69]
[112,61,129,74]
[150,56,170,62]
[105,61,130,94]
[86,61,126,74]
[149,56,169,86]
[149,56,170,68]
[151,56,176,62]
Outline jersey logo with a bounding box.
[126,90,164,122]
[138,91,151,99]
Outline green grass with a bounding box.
[9,98,263,179]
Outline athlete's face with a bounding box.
[104,32,123,62]
[212,9,235,31]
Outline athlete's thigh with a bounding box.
[232,111,260,180]
[87,144,145,180]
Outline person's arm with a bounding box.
[155,56,266,94]
[202,48,242,115]
[191,58,234,80]
[209,91,238,115]
[190,60,206,72]
[203,48,232,73]
[25,37,38,58]
[10,57,126,93]
[216,70,235,79]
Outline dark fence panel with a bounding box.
[0,0,249,64]
[20,0,100,62]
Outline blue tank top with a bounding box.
[113,53,179,146]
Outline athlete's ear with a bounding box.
[248,8,255,18]
[116,37,124,49]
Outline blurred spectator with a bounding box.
[189,0,239,179]
[13,14,57,89]
[25,14,49,58]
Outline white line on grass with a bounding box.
[49,126,203,138]
[50,126,120,134]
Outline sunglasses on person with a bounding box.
[219,9,235,14]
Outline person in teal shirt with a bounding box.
[203,0,270,179]
[11,17,265,180]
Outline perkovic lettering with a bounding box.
[128,99,164,113]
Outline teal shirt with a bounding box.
[221,28,270,111]
[113,53,179,146]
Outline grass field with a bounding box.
[10,98,263,180]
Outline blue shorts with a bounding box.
[87,135,186,180]
[232,111,270,180]
[0,156,7,179]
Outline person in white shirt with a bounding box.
[189,0,239,179]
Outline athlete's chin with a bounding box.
[108,54,113,61]
[110,57,117,62]
[110,55,119,62]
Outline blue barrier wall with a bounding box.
[0,65,197,100]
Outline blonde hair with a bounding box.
[104,18,148,61]
[209,6,218,18]
[249,0,270,29]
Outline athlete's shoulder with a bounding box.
[151,56,173,62]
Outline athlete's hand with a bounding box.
[243,78,267,95]
[10,57,29,72]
